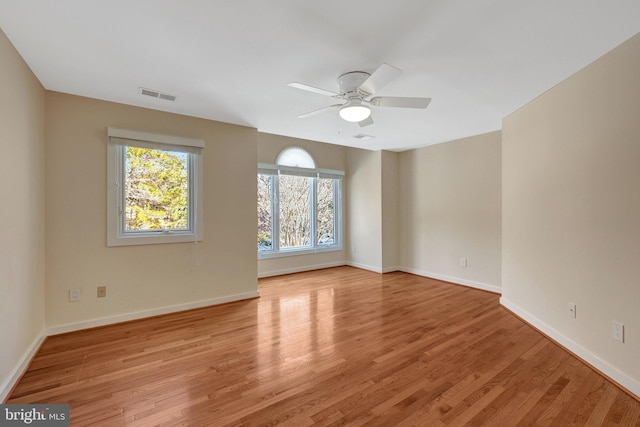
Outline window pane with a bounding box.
[276,147,315,168]
[257,174,273,251]
[124,146,189,231]
[279,175,311,248]
[317,178,335,245]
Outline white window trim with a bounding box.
[258,163,343,259]
[107,127,204,247]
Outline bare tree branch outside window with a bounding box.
[279,175,311,248]
[257,174,272,249]
[258,172,339,253]
[317,179,335,245]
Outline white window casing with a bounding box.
[107,127,204,247]
[257,162,344,258]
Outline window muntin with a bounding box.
[107,128,203,247]
[257,162,343,257]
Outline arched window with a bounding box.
[276,146,315,168]
[257,147,343,257]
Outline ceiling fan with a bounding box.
[288,63,431,127]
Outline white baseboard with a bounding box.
[346,261,384,273]
[398,266,501,294]
[47,291,260,336]
[1,330,46,403]
[500,297,640,399]
[258,261,347,278]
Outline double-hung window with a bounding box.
[258,147,343,258]
[107,127,204,246]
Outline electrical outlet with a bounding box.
[69,288,81,302]
[97,286,107,298]
[568,303,576,318]
[613,321,624,343]
[459,257,467,267]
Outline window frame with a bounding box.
[107,127,204,247]
[257,163,343,259]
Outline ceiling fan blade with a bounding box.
[369,96,431,109]
[296,104,341,118]
[358,63,403,96]
[288,82,338,97]
[358,116,374,127]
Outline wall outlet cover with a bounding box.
[568,303,576,318]
[613,321,624,343]
[69,288,81,302]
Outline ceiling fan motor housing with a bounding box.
[337,71,370,98]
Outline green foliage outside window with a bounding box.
[125,146,189,231]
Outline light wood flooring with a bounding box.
[7,267,640,426]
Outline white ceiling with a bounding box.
[1,1,639,151]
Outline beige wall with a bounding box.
[502,33,640,395]
[347,149,383,272]
[398,132,502,292]
[257,133,348,276]
[381,151,399,272]
[45,92,258,331]
[0,29,46,399]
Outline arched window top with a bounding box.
[276,146,315,169]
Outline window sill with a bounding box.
[258,245,343,260]
[108,231,202,247]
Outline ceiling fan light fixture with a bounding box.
[339,101,371,122]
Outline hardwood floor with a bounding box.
[7,267,640,426]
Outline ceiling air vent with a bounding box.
[353,134,375,140]
[139,87,177,102]
[158,93,176,101]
